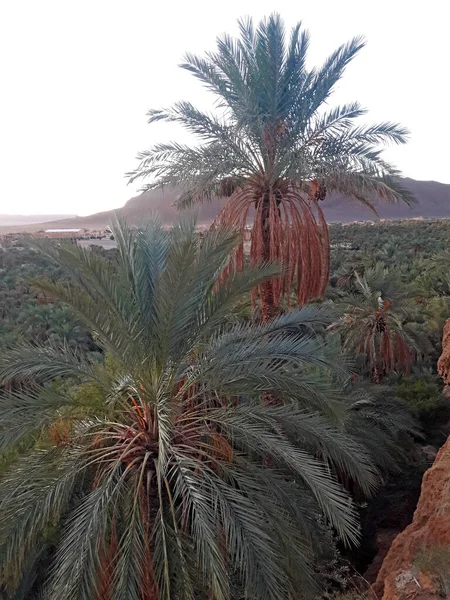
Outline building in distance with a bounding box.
[43,229,83,238]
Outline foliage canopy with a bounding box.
[0,217,377,600]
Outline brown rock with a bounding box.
[372,436,450,599]
[438,319,450,385]
[364,529,400,584]
[371,319,450,599]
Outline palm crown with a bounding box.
[333,263,419,382]
[128,14,411,318]
[0,217,376,600]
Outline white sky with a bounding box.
[0,0,448,216]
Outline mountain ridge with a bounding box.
[1,177,450,233]
[0,214,76,228]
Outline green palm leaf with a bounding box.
[1,216,377,599]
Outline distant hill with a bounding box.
[322,178,450,222]
[0,214,76,228]
[1,178,450,234]
[0,191,227,233]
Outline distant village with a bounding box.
[0,227,111,249]
[0,225,212,249]
[29,227,110,239]
[0,215,432,250]
[1,227,109,240]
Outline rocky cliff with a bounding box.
[438,319,450,389]
[372,318,450,599]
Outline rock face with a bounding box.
[372,436,450,598]
[364,530,400,585]
[438,319,450,390]
[372,319,450,599]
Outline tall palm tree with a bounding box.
[128,14,412,320]
[0,217,375,600]
[332,264,419,382]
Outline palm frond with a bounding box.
[1,216,388,598]
[47,468,124,600]
[0,448,80,592]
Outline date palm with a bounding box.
[128,14,412,320]
[332,264,419,382]
[0,217,376,600]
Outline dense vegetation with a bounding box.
[0,244,94,351]
[0,219,449,598]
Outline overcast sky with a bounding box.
[0,0,447,216]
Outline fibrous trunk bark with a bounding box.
[259,194,281,408]
[260,195,277,323]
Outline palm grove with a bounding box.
[0,14,443,600]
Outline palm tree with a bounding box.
[0,217,375,600]
[332,264,419,382]
[128,14,412,320]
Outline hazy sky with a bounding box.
[0,0,448,216]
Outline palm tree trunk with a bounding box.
[260,196,277,322]
[372,366,382,384]
[259,194,281,407]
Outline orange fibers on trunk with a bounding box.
[213,181,330,315]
